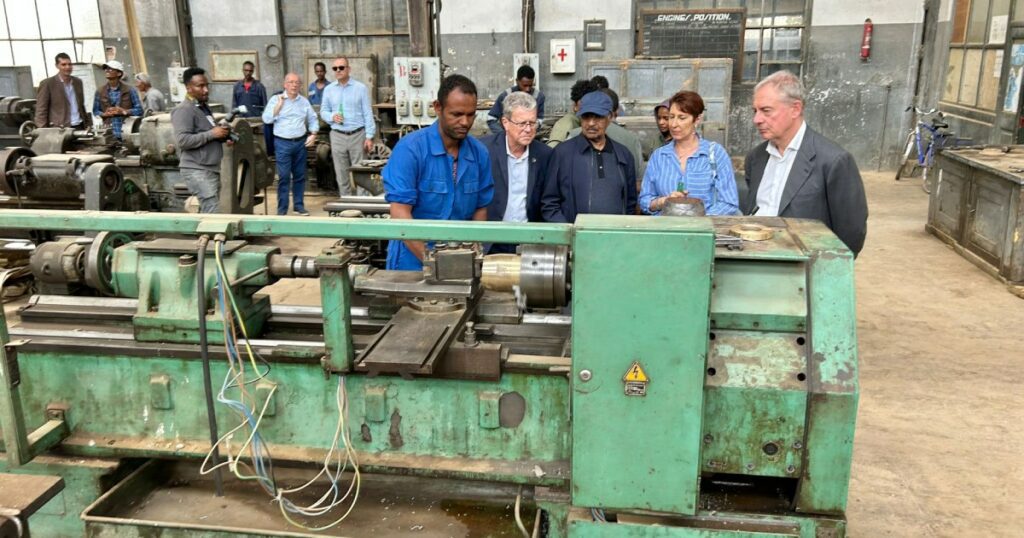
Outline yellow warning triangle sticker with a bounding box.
[622,361,649,383]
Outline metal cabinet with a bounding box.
[929,148,1024,292]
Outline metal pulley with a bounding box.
[481,244,569,308]
[84,231,134,295]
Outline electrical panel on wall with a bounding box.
[394,57,441,126]
[167,66,189,104]
[513,53,540,90]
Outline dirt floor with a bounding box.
[845,171,1024,537]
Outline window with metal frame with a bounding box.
[0,0,105,86]
[942,0,1010,113]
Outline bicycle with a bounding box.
[895,107,972,193]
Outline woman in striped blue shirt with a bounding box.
[639,91,739,215]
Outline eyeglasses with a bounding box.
[506,119,538,131]
[332,66,347,71]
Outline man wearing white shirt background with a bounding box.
[262,73,318,216]
[319,57,376,196]
[741,70,868,257]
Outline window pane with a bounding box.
[978,49,1001,109]
[42,40,73,76]
[743,55,758,81]
[966,0,989,43]
[743,29,760,81]
[759,63,787,79]
[0,4,8,39]
[6,1,41,39]
[1015,0,1024,21]
[77,39,104,64]
[762,27,802,61]
[959,49,983,105]
[11,40,46,85]
[70,0,102,38]
[993,0,1011,17]
[0,41,13,66]
[943,49,964,101]
[717,0,743,7]
[38,0,72,38]
[747,0,767,18]
[773,0,805,25]
[952,0,970,43]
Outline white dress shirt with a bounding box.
[503,138,530,223]
[756,121,807,216]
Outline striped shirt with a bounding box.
[638,138,739,216]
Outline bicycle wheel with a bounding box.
[895,131,915,180]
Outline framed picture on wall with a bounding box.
[209,51,258,83]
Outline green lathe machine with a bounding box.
[0,210,858,537]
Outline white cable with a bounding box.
[514,486,530,538]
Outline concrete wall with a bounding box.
[437,0,926,169]
[439,0,634,119]
[188,0,284,107]
[730,0,926,171]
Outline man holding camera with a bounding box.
[172,67,231,214]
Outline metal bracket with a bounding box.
[195,218,240,238]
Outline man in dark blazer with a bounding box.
[742,70,867,256]
[480,91,552,253]
[542,91,637,223]
[34,52,92,129]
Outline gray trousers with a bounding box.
[181,168,220,213]
[329,130,366,196]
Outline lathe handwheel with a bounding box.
[18,120,37,147]
[85,231,132,296]
[0,146,35,195]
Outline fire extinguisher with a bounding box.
[861,18,873,61]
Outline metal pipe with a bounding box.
[268,255,318,278]
[195,235,223,497]
[0,210,574,245]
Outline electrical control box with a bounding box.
[394,57,441,126]
[167,66,189,104]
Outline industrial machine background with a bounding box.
[0,113,273,214]
[0,210,858,537]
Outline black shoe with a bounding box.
[294,209,310,216]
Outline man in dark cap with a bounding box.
[541,91,636,223]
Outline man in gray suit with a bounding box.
[34,52,92,129]
[171,67,231,213]
[742,71,867,256]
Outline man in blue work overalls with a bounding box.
[382,75,495,270]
